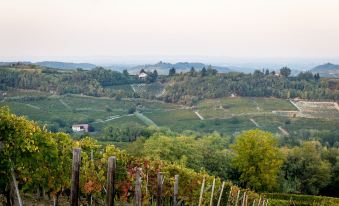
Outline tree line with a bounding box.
[161,67,339,105]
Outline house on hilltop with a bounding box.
[138,69,148,79]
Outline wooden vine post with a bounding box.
[157,172,163,206]
[209,178,215,206]
[135,168,142,206]
[216,181,225,206]
[235,190,240,206]
[107,156,116,206]
[70,148,81,206]
[198,177,206,206]
[173,175,179,206]
[241,192,246,206]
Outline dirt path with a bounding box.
[194,111,204,120]
[289,100,302,111]
[252,100,261,111]
[135,112,158,127]
[59,99,71,110]
[335,103,339,112]
[25,104,40,110]
[278,126,289,136]
[249,118,260,127]
[93,114,134,123]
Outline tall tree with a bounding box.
[231,129,283,192]
[169,67,176,76]
[280,67,291,77]
[201,67,207,77]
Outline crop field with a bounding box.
[130,83,166,97]
[104,84,134,96]
[1,92,338,138]
[293,100,339,119]
[196,97,296,119]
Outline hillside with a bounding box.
[35,61,97,70]
[311,63,339,77]
[128,61,231,74]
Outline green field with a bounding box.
[1,93,338,138]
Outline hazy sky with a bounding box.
[0,0,339,63]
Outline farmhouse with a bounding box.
[72,124,90,132]
[138,70,148,79]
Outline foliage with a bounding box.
[265,193,339,206]
[280,141,332,195]
[231,129,283,192]
[162,71,339,104]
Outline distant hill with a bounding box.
[311,63,339,77]
[0,61,32,66]
[35,61,97,70]
[127,61,232,74]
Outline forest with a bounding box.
[162,67,339,105]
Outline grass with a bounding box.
[135,112,158,127]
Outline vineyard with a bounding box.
[0,107,265,206]
[130,83,166,98]
[1,94,338,139]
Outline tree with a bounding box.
[169,67,176,76]
[231,129,283,192]
[189,67,195,76]
[201,67,207,77]
[281,141,332,195]
[123,69,129,77]
[206,65,217,76]
[280,67,291,77]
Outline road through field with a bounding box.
[194,111,204,120]
[249,118,260,127]
[278,126,289,136]
[135,112,159,128]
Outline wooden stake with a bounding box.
[157,172,163,206]
[209,178,215,206]
[257,197,261,206]
[227,186,233,206]
[107,156,116,206]
[198,177,206,206]
[10,168,23,206]
[70,148,81,206]
[135,168,142,206]
[216,181,225,206]
[90,149,94,206]
[241,192,246,206]
[234,190,240,206]
[173,175,179,206]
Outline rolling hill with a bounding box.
[126,61,232,74]
[35,61,97,70]
[311,63,339,77]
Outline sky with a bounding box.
[0,0,339,64]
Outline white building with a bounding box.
[72,124,89,132]
[138,71,148,79]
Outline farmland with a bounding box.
[1,92,338,139]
